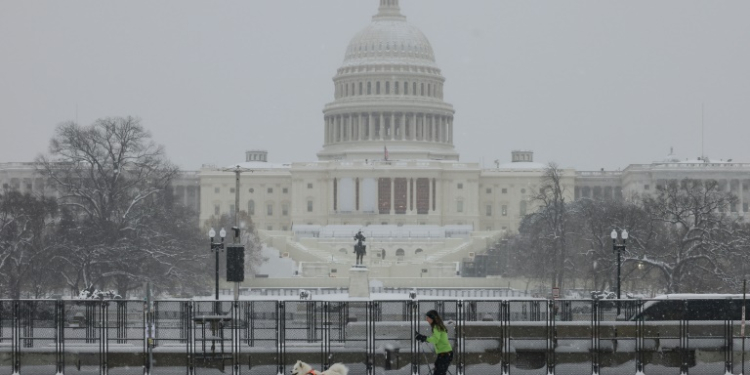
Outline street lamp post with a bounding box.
[611,228,628,316]
[209,228,227,301]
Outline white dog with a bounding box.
[291,360,348,375]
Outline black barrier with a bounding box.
[1,298,750,375]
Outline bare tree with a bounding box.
[571,198,654,293]
[36,117,192,296]
[529,163,571,289]
[641,179,739,293]
[0,191,59,298]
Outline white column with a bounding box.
[335,116,339,142]
[435,116,440,142]
[429,115,434,142]
[379,113,384,140]
[390,178,395,214]
[411,112,417,141]
[357,113,365,141]
[442,116,448,143]
[324,117,329,144]
[448,119,453,144]
[401,114,406,140]
[369,113,374,141]
[350,115,354,141]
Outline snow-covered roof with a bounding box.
[224,161,292,170]
[497,161,547,170]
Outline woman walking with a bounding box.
[415,310,453,375]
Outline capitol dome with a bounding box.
[317,0,459,162]
[342,12,437,69]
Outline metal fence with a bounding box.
[0,299,748,375]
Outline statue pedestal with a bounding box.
[348,267,370,298]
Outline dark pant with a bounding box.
[433,351,453,375]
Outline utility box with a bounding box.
[226,245,245,282]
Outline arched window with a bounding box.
[396,249,405,257]
[339,248,348,254]
[385,81,390,94]
[367,82,372,95]
[376,82,381,95]
[247,200,255,215]
[359,82,363,95]
[404,81,409,95]
[415,248,423,254]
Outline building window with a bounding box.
[520,201,527,216]
[214,187,220,194]
[282,203,289,216]
[416,178,430,215]
[394,178,407,214]
[248,200,255,215]
[432,178,436,211]
[502,188,507,194]
[359,82,363,95]
[395,82,400,95]
[307,183,313,189]
[486,205,492,216]
[486,188,492,194]
[457,200,464,213]
[230,204,235,215]
[378,178,391,214]
[385,81,390,94]
[214,205,220,216]
[283,188,288,194]
[376,82,381,94]
[249,188,254,193]
[333,178,338,211]
[307,200,314,212]
[267,188,273,194]
[405,81,409,95]
[367,82,372,95]
[457,183,463,189]
[267,203,273,216]
[267,225,273,231]
[230,188,235,194]
[502,205,507,216]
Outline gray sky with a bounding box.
[1,0,749,171]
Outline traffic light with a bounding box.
[226,245,245,282]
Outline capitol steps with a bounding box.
[286,239,342,263]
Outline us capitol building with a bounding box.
[2,0,750,286]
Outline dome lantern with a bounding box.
[376,0,404,20]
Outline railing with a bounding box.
[0,299,748,375]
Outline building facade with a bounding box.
[3,0,748,250]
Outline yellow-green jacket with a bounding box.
[426,326,452,353]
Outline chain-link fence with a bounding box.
[0,298,748,375]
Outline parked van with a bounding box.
[631,294,750,321]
